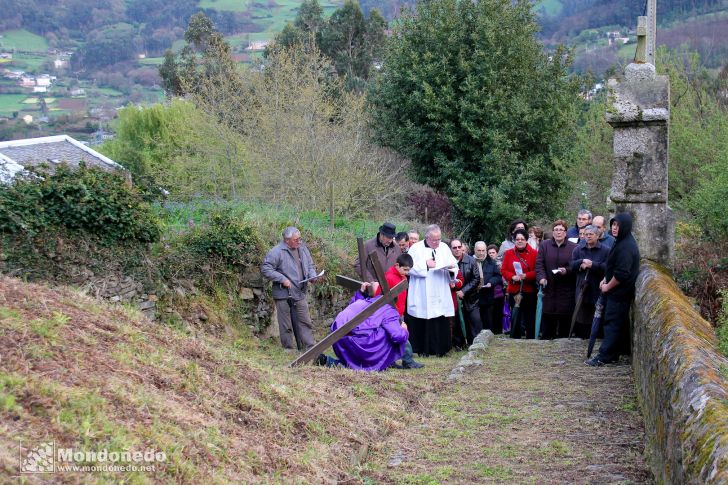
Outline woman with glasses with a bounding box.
[500,228,538,339]
[535,219,577,339]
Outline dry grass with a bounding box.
[0,276,446,483]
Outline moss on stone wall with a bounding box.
[633,260,728,484]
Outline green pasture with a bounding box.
[10,53,47,71]
[0,94,29,116]
[139,57,164,66]
[93,87,124,97]
[22,97,57,104]
[0,29,49,52]
[536,0,562,17]
[199,0,249,11]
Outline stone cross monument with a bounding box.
[606,1,674,265]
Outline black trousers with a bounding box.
[479,303,493,333]
[508,292,537,339]
[541,313,571,340]
[463,304,482,344]
[490,297,505,334]
[597,295,632,362]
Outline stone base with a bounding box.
[612,202,674,266]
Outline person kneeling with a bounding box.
[316,292,410,371]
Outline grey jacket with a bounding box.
[261,241,317,301]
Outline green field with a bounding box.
[139,57,164,66]
[536,0,562,17]
[0,94,29,116]
[10,53,47,71]
[93,87,124,97]
[199,0,249,11]
[22,97,57,104]
[0,29,49,52]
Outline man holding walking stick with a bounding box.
[261,226,320,351]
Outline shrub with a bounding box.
[184,210,261,267]
[0,164,160,243]
[716,291,728,358]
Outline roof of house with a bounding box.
[0,135,124,182]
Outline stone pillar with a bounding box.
[606,62,674,265]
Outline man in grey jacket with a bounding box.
[261,226,319,350]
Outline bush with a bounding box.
[184,210,261,267]
[716,291,728,358]
[0,164,160,243]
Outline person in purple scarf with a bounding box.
[317,292,410,371]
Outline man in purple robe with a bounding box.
[317,293,410,371]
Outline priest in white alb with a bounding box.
[406,224,459,356]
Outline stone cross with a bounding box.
[646,0,657,65]
[635,16,648,63]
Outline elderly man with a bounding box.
[567,209,592,241]
[586,213,641,366]
[261,226,319,350]
[473,241,502,333]
[591,215,615,250]
[406,224,458,356]
[357,222,402,290]
[407,230,420,248]
[451,238,482,345]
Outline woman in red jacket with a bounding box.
[500,228,538,339]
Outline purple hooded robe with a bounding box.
[331,293,409,371]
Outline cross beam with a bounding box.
[289,279,408,367]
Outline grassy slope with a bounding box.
[0,29,49,52]
[0,276,445,482]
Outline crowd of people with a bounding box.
[261,209,641,371]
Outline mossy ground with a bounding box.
[366,337,653,484]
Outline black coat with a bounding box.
[535,238,577,315]
[571,242,610,305]
[605,213,641,299]
[475,256,502,306]
[458,253,481,309]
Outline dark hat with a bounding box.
[379,222,396,238]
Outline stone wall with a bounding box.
[633,261,728,483]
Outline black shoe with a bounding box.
[389,362,404,369]
[315,354,328,367]
[402,361,424,369]
[584,357,605,367]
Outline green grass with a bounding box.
[139,57,164,66]
[0,94,29,116]
[94,87,124,97]
[0,29,49,52]
[536,0,562,17]
[9,52,47,71]
[199,0,250,11]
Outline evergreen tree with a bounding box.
[369,0,581,240]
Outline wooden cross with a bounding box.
[289,237,405,367]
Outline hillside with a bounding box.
[0,276,443,481]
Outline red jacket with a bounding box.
[450,269,464,310]
[374,265,408,316]
[501,245,538,294]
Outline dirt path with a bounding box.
[366,336,653,484]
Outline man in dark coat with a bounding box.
[451,239,483,345]
[570,225,610,338]
[536,219,577,339]
[566,209,592,241]
[586,212,641,366]
[356,222,402,292]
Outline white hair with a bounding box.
[474,241,487,249]
[425,224,441,238]
[282,226,300,240]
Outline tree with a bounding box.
[369,0,581,240]
[269,0,387,88]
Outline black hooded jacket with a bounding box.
[605,213,641,298]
